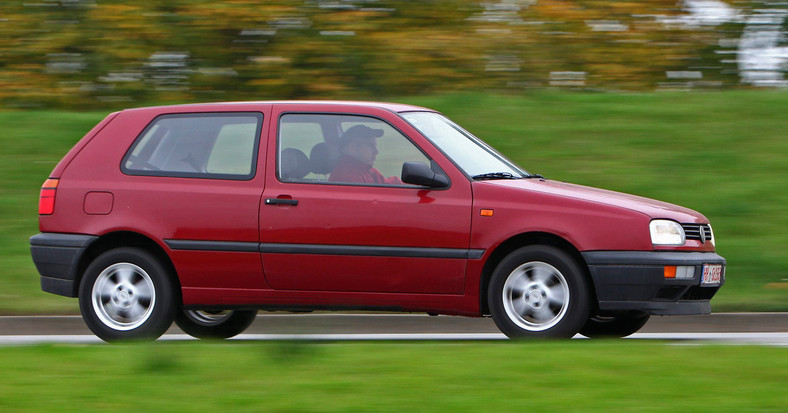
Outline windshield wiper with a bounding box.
[472,172,521,180]
[524,173,545,179]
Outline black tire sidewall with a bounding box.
[488,245,591,339]
[579,312,651,338]
[175,310,257,339]
[78,247,176,342]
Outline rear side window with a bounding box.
[122,112,263,180]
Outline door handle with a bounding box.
[265,198,299,206]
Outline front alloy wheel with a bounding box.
[489,245,590,339]
[501,261,570,332]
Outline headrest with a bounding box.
[309,142,340,175]
[280,148,311,180]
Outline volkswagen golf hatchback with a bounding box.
[30,101,726,341]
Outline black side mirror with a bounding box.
[401,162,450,188]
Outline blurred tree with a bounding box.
[0,0,781,108]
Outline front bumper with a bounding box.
[30,233,98,297]
[581,251,726,315]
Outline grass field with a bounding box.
[0,341,785,412]
[1,90,787,313]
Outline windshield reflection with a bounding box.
[401,112,527,179]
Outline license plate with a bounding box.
[701,264,723,285]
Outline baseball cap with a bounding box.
[340,125,384,147]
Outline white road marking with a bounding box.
[630,332,788,346]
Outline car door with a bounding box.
[259,106,473,294]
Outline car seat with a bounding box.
[280,148,311,180]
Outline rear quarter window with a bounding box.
[122,112,263,180]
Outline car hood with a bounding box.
[481,179,708,223]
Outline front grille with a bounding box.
[682,223,712,243]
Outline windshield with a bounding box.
[401,112,527,179]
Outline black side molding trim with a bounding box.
[164,239,484,260]
[260,243,485,260]
[164,240,259,252]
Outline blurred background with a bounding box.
[1,3,787,410]
[1,0,786,108]
[1,0,787,314]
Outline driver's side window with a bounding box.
[278,114,430,186]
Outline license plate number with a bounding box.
[701,264,723,285]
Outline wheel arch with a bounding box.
[479,231,596,315]
[75,231,181,303]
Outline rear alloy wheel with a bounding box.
[79,248,176,342]
[489,245,591,339]
[580,312,651,338]
[175,309,257,339]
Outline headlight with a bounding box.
[649,220,685,246]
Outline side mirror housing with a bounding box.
[401,162,450,188]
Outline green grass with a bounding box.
[1,110,108,314]
[0,341,785,412]
[2,90,787,313]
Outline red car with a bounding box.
[30,101,725,341]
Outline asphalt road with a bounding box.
[1,312,787,345]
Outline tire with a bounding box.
[78,247,177,342]
[175,309,257,339]
[488,245,591,339]
[580,312,651,338]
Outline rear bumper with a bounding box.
[30,233,98,297]
[581,251,726,316]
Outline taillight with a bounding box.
[38,178,59,215]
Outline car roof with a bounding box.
[120,100,432,114]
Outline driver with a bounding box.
[329,125,401,185]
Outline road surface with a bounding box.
[1,312,787,345]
